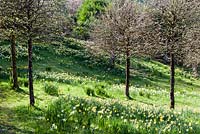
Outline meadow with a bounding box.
[0,38,200,133]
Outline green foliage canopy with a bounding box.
[73,0,108,39]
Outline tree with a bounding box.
[53,0,76,37]
[18,0,55,106]
[0,0,23,89]
[184,24,200,77]
[91,14,118,68]
[92,0,147,99]
[74,0,108,39]
[67,0,83,15]
[146,0,200,109]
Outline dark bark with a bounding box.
[170,53,175,109]
[125,48,131,99]
[28,37,35,106]
[10,34,19,89]
[27,0,34,106]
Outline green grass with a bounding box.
[0,38,200,133]
[44,96,200,134]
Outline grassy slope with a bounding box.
[0,38,200,133]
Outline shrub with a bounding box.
[96,88,110,98]
[44,82,59,96]
[139,90,145,96]
[95,82,110,98]
[84,86,95,96]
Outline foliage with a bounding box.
[83,82,111,98]
[91,0,149,98]
[145,0,200,108]
[45,96,200,134]
[84,85,96,96]
[72,26,89,39]
[73,0,108,39]
[0,40,10,60]
[44,82,59,96]
[95,82,110,98]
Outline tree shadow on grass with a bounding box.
[16,88,29,95]
[0,123,33,134]
[0,106,34,134]
[129,98,154,106]
[15,88,44,101]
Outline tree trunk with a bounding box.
[27,0,34,106]
[109,51,116,68]
[192,64,199,78]
[125,49,131,99]
[28,37,35,106]
[10,34,19,89]
[170,53,175,109]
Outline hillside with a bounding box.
[0,38,200,133]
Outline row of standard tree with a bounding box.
[0,0,199,109]
[92,0,200,109]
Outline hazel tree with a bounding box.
[92,0,148,99]
[146,0,200,109]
